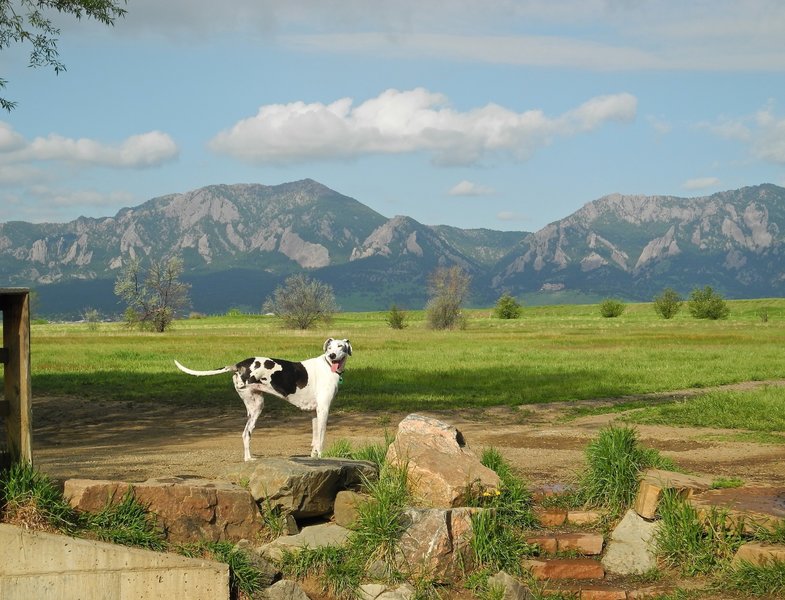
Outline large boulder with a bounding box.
[223,457,378,519]
[601,509,660,575]
[392,507,480,582]
[64,476,264,543]
[385,414,500,507]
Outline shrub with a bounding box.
[386,304,408,329]
[579,425,674,517]
[688,286,730,320]
[493,293,522,319]
[426,266,471,330]
[653,288,683,319]
[599,298,625,318]
[263,274,338,330]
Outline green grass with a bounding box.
[725,560,785,597]
[625,386,785,433]
[9,298,785,415]
[579,425,675,517]
[86,489,166,550]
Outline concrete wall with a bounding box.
[0,524,229,600]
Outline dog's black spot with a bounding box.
[253,360,261,370]
[264,359,276,370]
[269,359,308,397]
[236,357,263,385]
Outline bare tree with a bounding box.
[426,265,471,329]
[114,256,191,332]
[263,274,337,330]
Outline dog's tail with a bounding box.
[174,360,235,377]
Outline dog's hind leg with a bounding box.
[235,376,264,461]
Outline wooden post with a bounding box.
[1,289,33,465]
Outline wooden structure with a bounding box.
[1,288,32,465]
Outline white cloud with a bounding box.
[0,123,179,169]
[209,88,637,166]
[27,186,136,209]
[449,180,495,196]
[700,103,785,165]
[683,177,720,190]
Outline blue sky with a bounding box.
[1,0,784,232]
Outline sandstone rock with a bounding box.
[634,469,714,519]
[375,583,415,600]
[534,507,567,526]
[579,585,627,599]
[601,509,660,575]
[64,476,263,543]
[224,457,377,519]
[733,542,785,566]
[257,579,310,600]
[567,510,602,525]
[688,486,785,533]
[394,507,480,582]
[260,522,351,561]
[333,490,366,528]
[236,539,280,586]
[385,414,500,508]
[486,570,534,599]
[556,533,604,556]
[525,535,558,554]
[522,558,605,580]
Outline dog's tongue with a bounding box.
[330,360,341,373]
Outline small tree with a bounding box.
[263,274,337,330]
[493,292,522,319]
[688,286,730,320]
[386,304,408,329]
[114,256,191,332]
[653,288,683,319]
[599,298,625,318]
[82,307,101,331]
[426,265,471,330]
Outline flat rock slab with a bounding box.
[224,456,377,518]
[634,469,715,519]
[688,486,785,533]
[260,522,351,561]
[601,509,660,576]
[733,542,785,566]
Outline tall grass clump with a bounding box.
[656,489,744,576]
[86,489,165,550]
[579,425,675,516]
[468,448,537,574]
[726,560,785,596]
[0,462,78,532]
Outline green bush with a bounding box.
[688,286,730,320]
[653,288,683,319]
[385,304,408,329]
[493,293,522,319]
[599,298,625,318]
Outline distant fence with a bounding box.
[0,288,32,466]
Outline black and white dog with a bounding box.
[174,338,352,461]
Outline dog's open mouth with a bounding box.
[330,358,345,373]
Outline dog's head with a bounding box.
[323,338,352,374]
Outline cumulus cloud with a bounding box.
[209,88,637,166]
[449,180,495,196]
[683,177,720,190]
[0,124,179,169]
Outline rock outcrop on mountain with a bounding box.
[1,180,783,317]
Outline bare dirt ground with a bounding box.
[33,380,785,488]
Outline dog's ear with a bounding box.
[324,338,334,352]
[344,339,352,356]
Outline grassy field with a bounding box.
[12,298,785,419]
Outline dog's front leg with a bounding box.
[311,405,329,458]
[239,390,264,462]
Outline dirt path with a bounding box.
[33,380,785,487]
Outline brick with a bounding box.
[733,542,785,566]
[523,558,605,580]
[568,510,603,525]
[580,585,627,599]
[556,532,604,555]
[633,469,714,519]
[526,535,558,554]
[535,506,567,526]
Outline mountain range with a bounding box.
[1,179,783,318]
